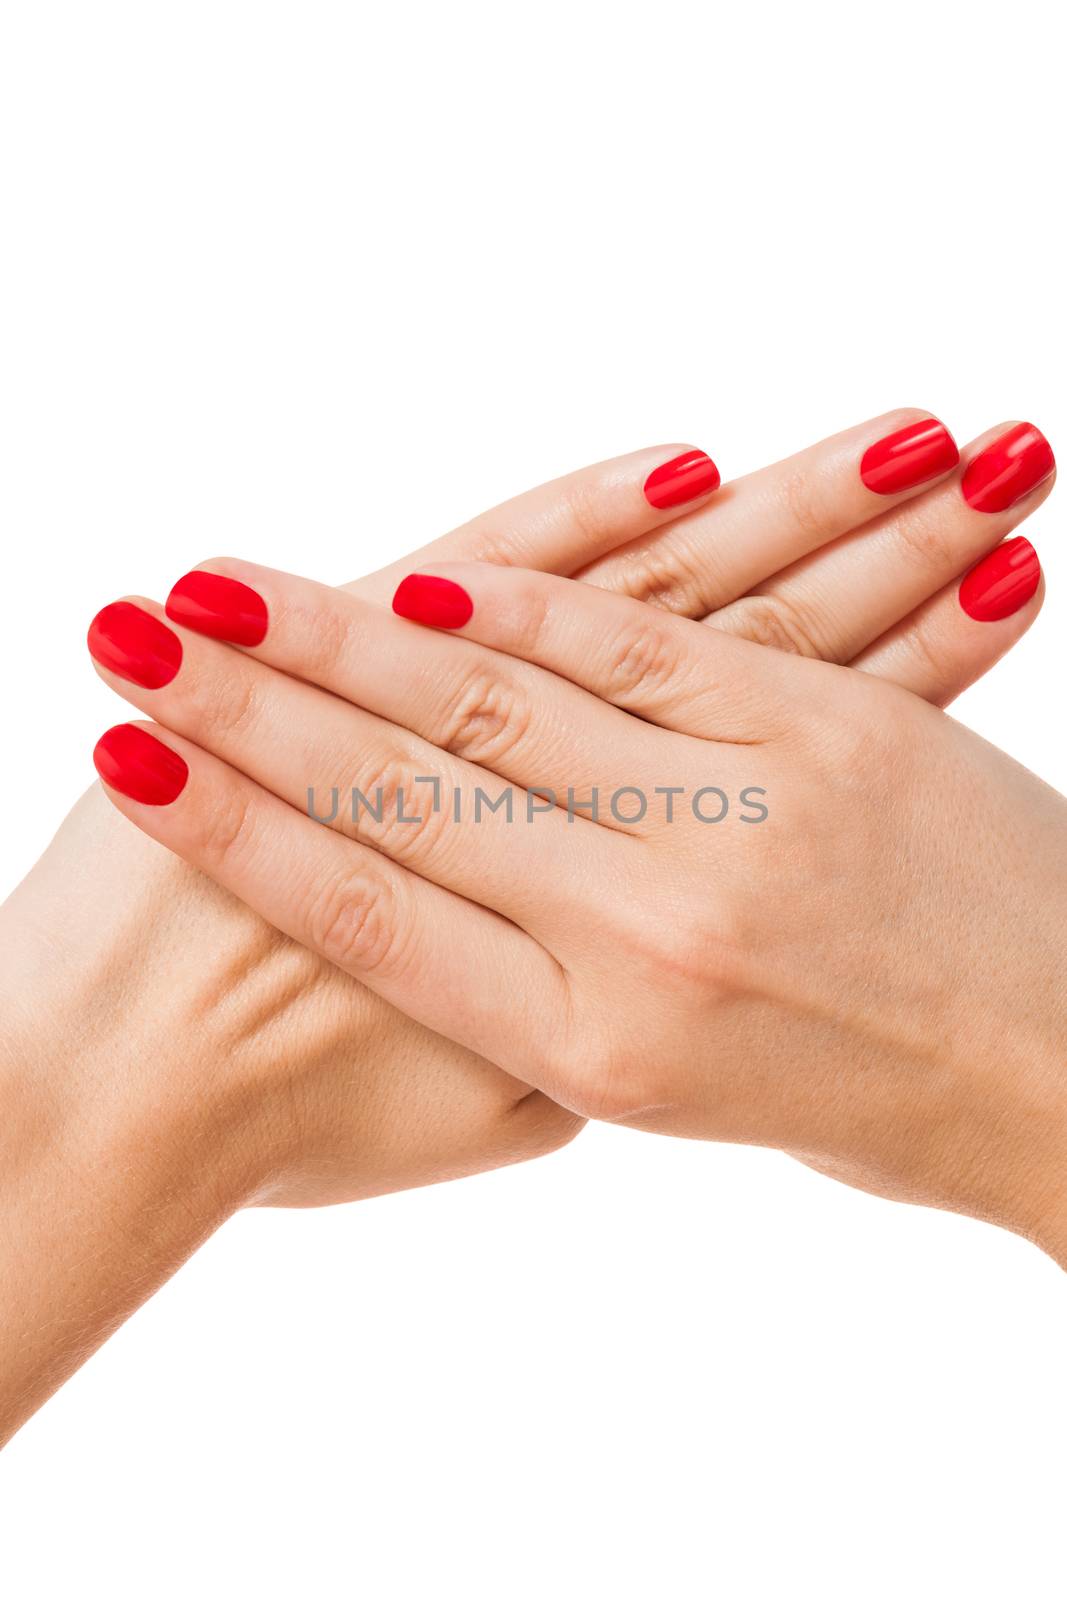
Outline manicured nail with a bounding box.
[87,601,182,689]
[93,723,189,805]
[860,417,959,495]
[961,424,1055,514]
[166,570,269,646]
[392,574,474,629]
[643,449,721,510]
[959,537,1041,622]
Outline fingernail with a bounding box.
[93,723,189,805]
[962,423,1055,514]
[643,449,721,510]
[959,537,1041,621]
[860,417,959,495]
[87,601,183,689]
[166,570,269,646]
[392,574,474,629]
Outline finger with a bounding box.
[387,561,809,743]
[87,596,624,923]
[574,409,961,615]
[91,721,567,1088]
[851,537,1045,707]
[349,442,722,605]
[160,561,663,825]
[707,420,1055,667]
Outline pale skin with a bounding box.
[0,410,1054,1443]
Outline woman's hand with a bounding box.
[72,405,1030,1207]
[77,407,1036,1204]
[2,411,1047,1441]
[88,418,1067,1259]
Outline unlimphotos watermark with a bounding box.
[307,780,769,827]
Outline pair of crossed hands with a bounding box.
[11,411,1063,1249]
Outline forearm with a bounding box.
[0,944,266,1449]
[0,1042,254,1446]
[0,785,574,1442]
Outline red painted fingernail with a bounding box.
[959,537,1041,622]
[165,570,269,646]
[93,723,189,805]
[643,449,721,510]
[961,424,1055,513]
[392,574,473,629]
[87,601,183,689]
[860,417,959,495]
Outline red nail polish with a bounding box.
[959,537,1041,622]
[165,570,269,646]
[392,574,474,629]
[643,450,721,510]
[860,417,959,495]
[962,424,1055,514]
[87,602,182,689]
[93,723,189,805]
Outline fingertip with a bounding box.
[958,536,1042,623]
[87,599,183,689]
[92,722,189,806]
[391,572,474,629]
[859,415,959,496]
[642,448,721,510]
[165,566,270,646]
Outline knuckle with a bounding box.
[561,477,615,549]
[780,463,833,544]
[616,539,706,613]
[350,752,450,862]
[259,594,364,694]
[510,1004,647,1127]
[636,897,734,991]
[728,592,827,659]
[197,782,256,868]
[604,619,686,702]
[892,504,956,574]
[898,616,944,687]
[561,1039,665,1124]
[303,594,365,675]
[555,905,745,1125]
[308,867,401,976]
[509,581,553,659]
[205,668,262,741]
[439,666,534,765]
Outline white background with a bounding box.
[1,2,1065,1595]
